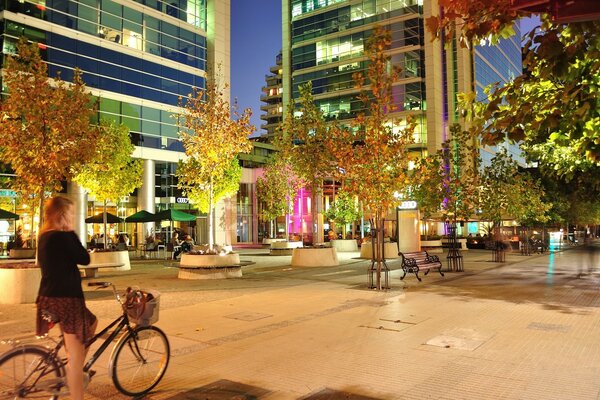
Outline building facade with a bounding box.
[260,51,283,138]
[281,0,523,241]
[0,0,234,246]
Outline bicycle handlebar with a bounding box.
[88,281,123,304]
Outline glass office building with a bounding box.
[282,0,524,240]
[0,0,232,245]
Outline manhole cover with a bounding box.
[426,328,491,351]
[425,335,486,350]
[225,312,273,321]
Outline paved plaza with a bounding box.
[1,243,600,399]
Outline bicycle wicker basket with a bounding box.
[123,289,160,327]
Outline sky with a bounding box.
[231,0,282,137]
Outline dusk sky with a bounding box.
[231,0,282,137]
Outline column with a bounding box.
[139,159,155,245]
[67,182,88,246]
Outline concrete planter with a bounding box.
[179,253,242,279]
[9,248,36,259]
[90,250,131,271]
[291,247,339,267]
[270,241,303,256]
[360,242,399,259]
[331,239,358,252]
[0,261,40,304]
[262,238,288,245]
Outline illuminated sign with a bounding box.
[176,197,189,204]
[397,200,417,210]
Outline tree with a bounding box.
[410,155,444,240]
[256,155,305,240]
[0,37,99,235]
[176,77,253,250]
[478,149,550,235]
[185,157,242,216]
[327,26,415,289]
[279,81,336,245]
[73,120,143,248]
[439,124,481,225]
[428,4,600,182]
[472,19,600,182]
[323,190,361,239]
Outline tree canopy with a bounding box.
[0,37,99,231]
[176,76,253,249]
[256,155,305,239]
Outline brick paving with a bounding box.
[1,243,599,399]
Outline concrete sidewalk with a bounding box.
[1,244,599,399]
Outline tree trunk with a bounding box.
[103,199,108,249]
[208,178,214,251]
[373,211,384,290]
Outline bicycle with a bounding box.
[0,282,170,398]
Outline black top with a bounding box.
[38,230,90,298]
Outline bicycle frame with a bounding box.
[82,312,135,373]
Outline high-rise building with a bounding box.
[281,0,523,239]
[0,0,231,245]
[260,51,284,139]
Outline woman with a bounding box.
[36,196,97,400]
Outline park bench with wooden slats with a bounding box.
[398,251,444,281]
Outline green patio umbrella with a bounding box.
[155,209,197,248]
[125,210,158,223]
[85,212,123,224]
[154,209,196,222]
[0,209,19,220]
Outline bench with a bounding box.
[398,251,444,281]
[78,262,124,278]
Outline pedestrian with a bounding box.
[35,196,97,400]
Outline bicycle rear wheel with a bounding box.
[109,326,170,396]
[0,345,64,399]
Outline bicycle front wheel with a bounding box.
[0,345,64,400]
[109,326,170,396]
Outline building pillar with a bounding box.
[139,159,155,244]
[68,182,88,246]
[397,207,420,253]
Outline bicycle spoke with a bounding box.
[0,346,62,400]
[110,326,170,396]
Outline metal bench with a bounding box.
[398,251,444,281]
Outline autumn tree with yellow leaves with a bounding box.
[176,78,254,250]
[0,38,99,235]
[328,26,415,289]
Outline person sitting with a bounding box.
[172,233,183,260]
[180,235,194,253]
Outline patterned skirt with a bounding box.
[36,296,97,345]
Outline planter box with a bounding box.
[90,250,131,271]
[9,248,36,259]
[179,253,242,279]
[262,238,287,245]
[0,261,40,304]
[331,239,358,252]
[291,247,339,267]
[360,242,399,259]
[270,241,303,256]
